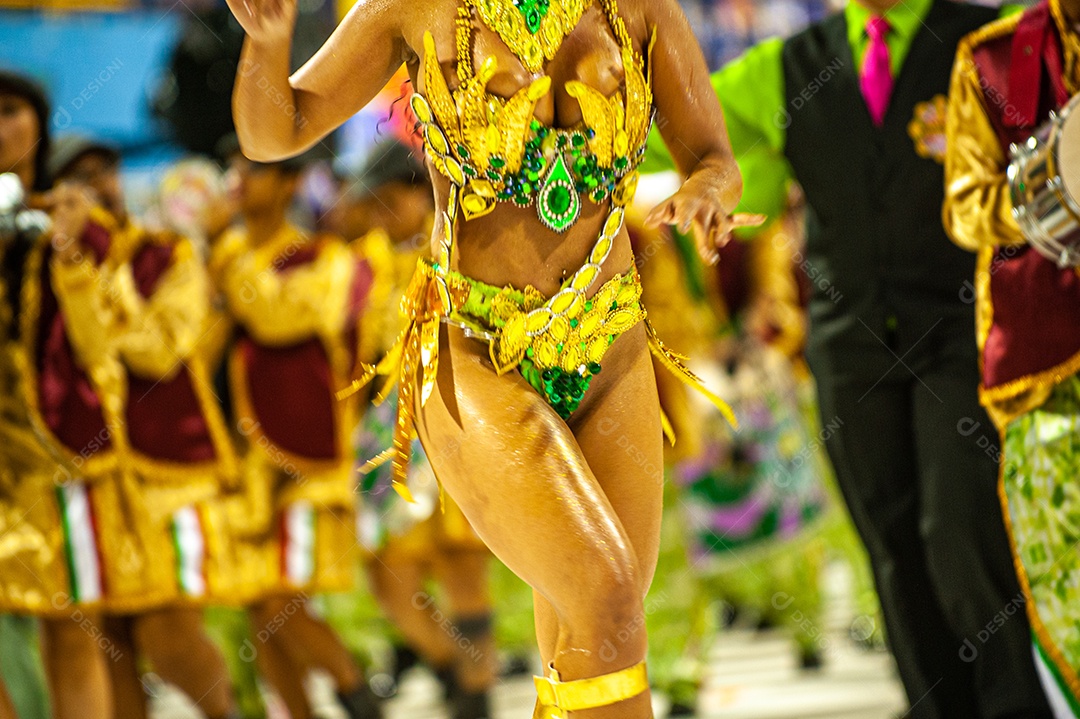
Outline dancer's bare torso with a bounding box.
[405,0,642,295]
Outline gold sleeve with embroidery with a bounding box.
[222,240,356,347]
[114,238,209,380]
[942,39,1025,252]
[50,256,121,373]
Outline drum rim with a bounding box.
[1045,118,1080,228]
[1008,93,1080,268]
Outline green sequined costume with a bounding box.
[1002,377,1080,713]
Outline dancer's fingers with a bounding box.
[730,213,767,229]
[643,199,675,228]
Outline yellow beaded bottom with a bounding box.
[339,259,735,501]
[434,260,646,418]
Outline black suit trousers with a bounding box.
[810,335,1050,719]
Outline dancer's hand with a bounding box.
[226,0,297,45]
[645,171,765,265]
[47,182,96,263]
[202,191,238,244]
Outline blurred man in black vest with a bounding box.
[645,1,1053,717]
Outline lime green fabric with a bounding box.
[1002,377,1080,712]
[640,37,790,227]
[452,271,527,330]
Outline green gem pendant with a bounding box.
[513,0,549,33]
[537,153,580,232]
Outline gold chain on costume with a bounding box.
[455,5,474,82]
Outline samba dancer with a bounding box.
[0,70,140,719]
[210,148,383,719]
[226,0,751,711]
[44,134,242,719]
[0,69,64,719]
[944,0,1080,710]
[645,0,1053,715]
[1,71,245,719]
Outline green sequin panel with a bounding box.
[512,0,550,34]
[521,359,602,419]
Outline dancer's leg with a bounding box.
[40,615,112,719]
[366,557,457,669]
[253,598,383,718]
[251,596,363,692]
[132,608,237,718]
[417,323,662,718]
[250,619,312,719]
[432,548,497,693]
[103,616,148,719]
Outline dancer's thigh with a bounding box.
[416,328,641,614]
[570,323,665,592]
[531,325,664,660]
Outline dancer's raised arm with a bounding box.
[228,0,408,160]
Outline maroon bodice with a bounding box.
[970,2,1080,391]
[235,239,372,462]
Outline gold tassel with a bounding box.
[336,261,447,505]
[390,329,422,501]
[357,447,395,475]
[336,362,377,401]
[646,319,738,430]
[659,409,676,446]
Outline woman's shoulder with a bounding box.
[382,0,450,39]
[606,0,660,52]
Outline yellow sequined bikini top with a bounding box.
[410,0,655,233]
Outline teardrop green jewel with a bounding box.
[537,153,580,232]
[512,0,550,34]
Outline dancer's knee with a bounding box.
[558,544,644,643]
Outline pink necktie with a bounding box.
[860,16,894,127]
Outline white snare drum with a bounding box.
[1008,93,1080,268]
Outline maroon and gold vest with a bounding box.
[970,2,1080,398]
[232,238,373,464]
[27,218,224,473]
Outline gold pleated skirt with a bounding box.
[215,450,358,604]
